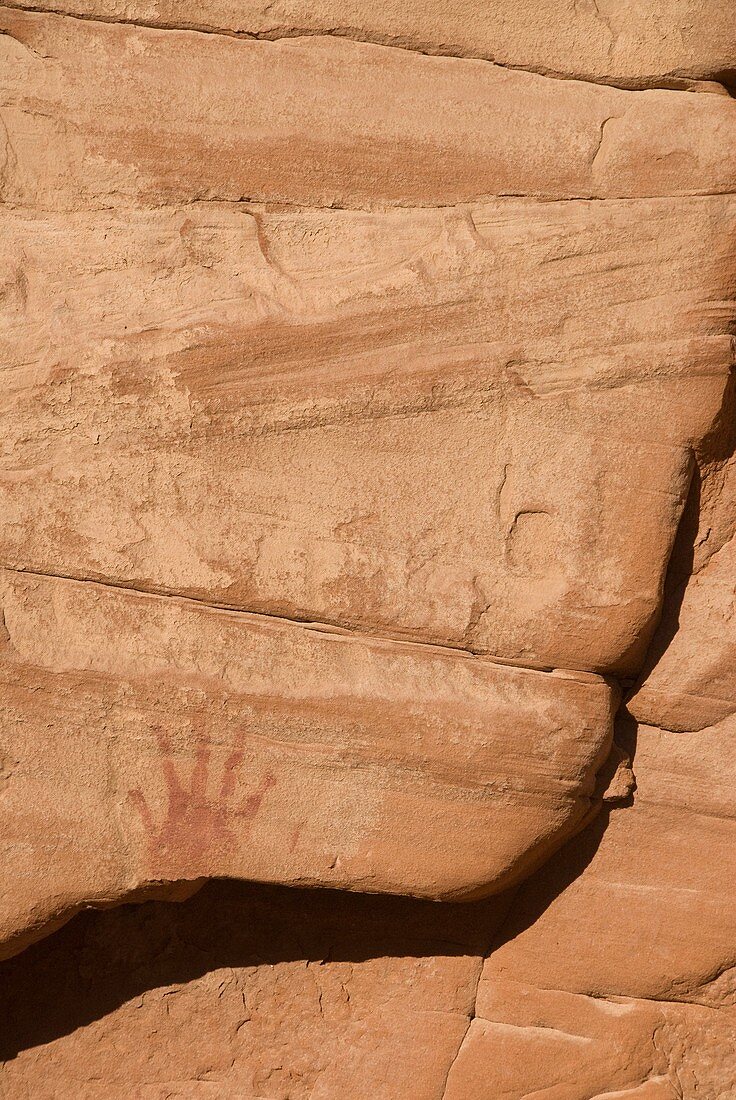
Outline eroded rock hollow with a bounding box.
[1,0,735,1095]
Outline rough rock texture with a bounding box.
[628,454,736,733]
[3,198,731,670]
[4,0,736,91]
[3,9,736,208]
[442,716,736,1098]
[1,0,735,1095]
[0,883,512,1099]
[0,568,617,956]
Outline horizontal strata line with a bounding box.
[2,192,736,218]
[2,670,602,803]
[494,985,735,1014]
[191,191,736,209]
[632,796,736,824]
[0,564,611,681]
[0,1,730,96]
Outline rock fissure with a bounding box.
[1,1,732,96]
[1,563,622,679]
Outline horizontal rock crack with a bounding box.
[1,1,731,96]
[1,563,596,676]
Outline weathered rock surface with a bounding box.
[445,978,736,1100]
[4,0,736,91]
[629,455,736,733]
[2,198,733,671]
[629,531,736,731]
[1,0,735,1094]
[482,717,736,1006]
[440,712,736,1097]
[2,8,736,210]
[0,882,510,1099]
[0,568,617,957]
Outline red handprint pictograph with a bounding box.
[128,729,275,873]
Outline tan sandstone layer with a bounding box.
[3,0,736,91]
[0,567,618,957]
[2,196,732,671]
[2,8,736,210]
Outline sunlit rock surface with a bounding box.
[0,0,734,1094]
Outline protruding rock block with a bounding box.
[0,569,616,957]
[2,198,733,674]
[629,527,736,732]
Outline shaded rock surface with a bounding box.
[0,882,509,1099]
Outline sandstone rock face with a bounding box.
[1,0,735,1094]
[5,0,736,90]
[3,198,731,671]
[442,713,736,1099]
[0,883,511,1099]
[3,8,736,209]
[628,456,736,733]
[0,567,617,957]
